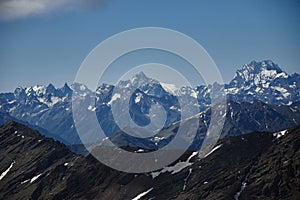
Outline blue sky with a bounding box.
[0,0,299,92]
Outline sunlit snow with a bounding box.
[108,93,121,105]
[203,144,222,158]
[151,152,198,178]
[0,161,15,180]
[273,130,288,139]
[160,82,178,94]
[135,93,143,103]
[132,187,153,200]
[30,173,43,183]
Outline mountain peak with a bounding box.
[131,71,151,83]
[135,71,147,78]
[14,86,24,95]
[60,83,72,96]
[117,71,157,88]
[46,83,56,94]
[232,60,288,85]
[244,60,282,73]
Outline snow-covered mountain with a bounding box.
[0,83,77,143]
[226,60,300,105]
[0,60,299,146]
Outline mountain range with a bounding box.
[0,60,299,149]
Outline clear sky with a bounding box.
[0,0,299,92]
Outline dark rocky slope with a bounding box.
[0,121,299,199]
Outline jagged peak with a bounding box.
[232,60,288,83]
[60,83,72,94]
[46,83,56,93]
[129,71,154,85]
[62,82,70,89]
[70,82,89,91]
[133,71,148,79]
[117,71,158,88]
[241,60,283,73]
[14,86,24,94]
[96,83,114,93]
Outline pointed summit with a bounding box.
[46,83,56,94]
[117,71,157,88]
[131,71,150,82]
[135,71,147,78]
[14,86,24,94]
[60,83,72,96]
[14,86,25,99]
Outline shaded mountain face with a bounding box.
[1,121,299,199]
[0,111,67,143]
[107,100,300,151]
[0,60,299,146]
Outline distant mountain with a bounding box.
[0,83,77,143]
[0,60,299,146]
[226,60,300,105]
[108,100,300,151]
[1,121,299,199]
[0,111,67,143]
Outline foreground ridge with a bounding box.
[0,121,299,199]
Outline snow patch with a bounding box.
[8,100,16,104]
[80,85,87,91]
[30,173,43,183]
[275,72,288,79]
[227,87,239,94]
[273,86,288,93]
[262,82,270,88]
[204,144,222,158]
[273,130,288,139]
[88,105,96,111]
[151,152,198,178]
[151,171,161,179]
[170,106,179,110]
[190,90,197,98]
[255,87,261,92]
[0,161,15,180]
[135,93,143,103]
[108,93,121,105]
[132,187,153,200]
[21,179,30,184]
[234,165,254,200]
[160,82,178,94]
[187,151,199,162]
[164,161,193,174]
[261,68,277,77]
[230,111,234,119]
[32,85,45,94]
[135,149,145,153]
[183,168,192,191]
